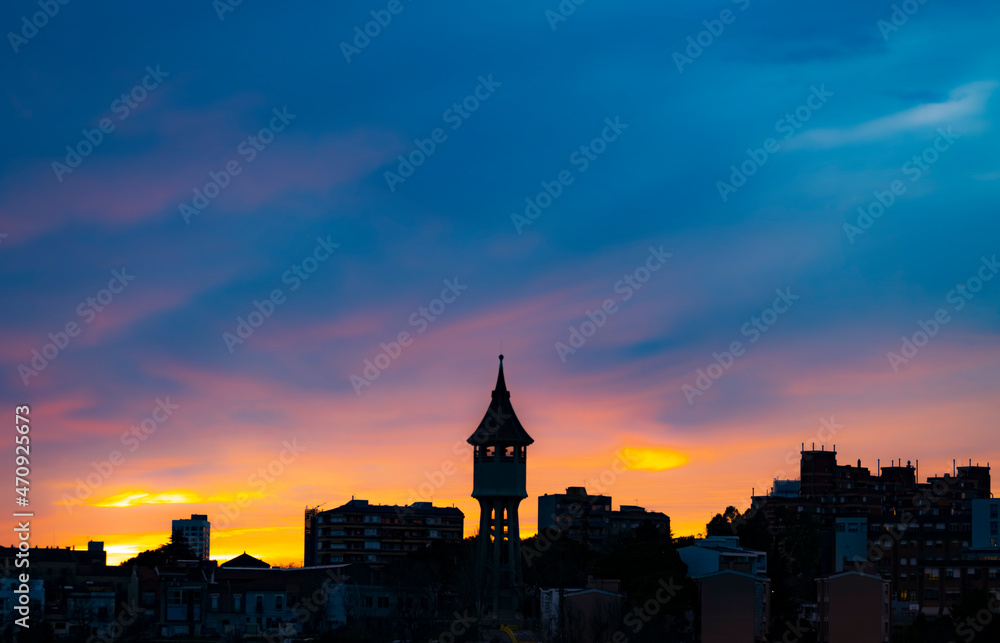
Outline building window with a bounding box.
[364,596,373,608]
[275,595,283,610]
[255,595,263,612]
[991,504,998,518]
[142,592,155,607]
[211,594,219,610]
[234,595,242,610]
[377,596,389,609]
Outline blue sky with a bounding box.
[2,0,999,563]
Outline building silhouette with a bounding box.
[538,487,672,550]
[304,498,463,566]
[611,504,671,541]
[537,487,611,550]
[679,536,770,643]
[172,514,210,560]
[470,354,533,622]
[752,447,1000,627]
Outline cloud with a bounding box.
[792,80,997,149]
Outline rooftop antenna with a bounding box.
[878,458,880,475]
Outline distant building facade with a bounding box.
[971,498,1000,549]
[679,536,770,643]
[538,491,671,551]
[306,499,463,566]
[752,448,1000,621]
[540,577,626,643]
[538,487,611,550]
[816,570,890,643]
[610,504,671,540]
[172,514,210,560]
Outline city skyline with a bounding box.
[2,0,1000,575]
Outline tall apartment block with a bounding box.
[172,514,210,560]
[752,447,1000,621]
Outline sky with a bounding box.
[2,0,999,567]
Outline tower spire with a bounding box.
[495,354,507,394]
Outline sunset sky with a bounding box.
[2,1,999,567]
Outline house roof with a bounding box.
[220,552,271,568]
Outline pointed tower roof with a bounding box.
[467,355,534,445]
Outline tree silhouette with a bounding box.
[119,531,198,567]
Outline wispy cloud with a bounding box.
[791,80,997,149]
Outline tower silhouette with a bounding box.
[468,355,533,621]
